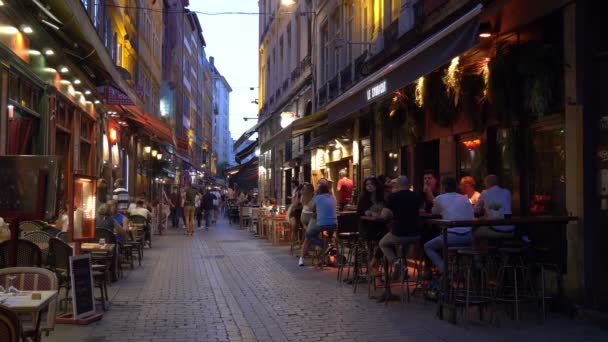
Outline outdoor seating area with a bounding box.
[0,215,154,341]
[231,196,576,327]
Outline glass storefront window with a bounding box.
[457,136,484,190]
[530,126,566,215]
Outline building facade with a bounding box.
[253,0,608,313]
[210,57,233,167]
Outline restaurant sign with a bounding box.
[366,80,387,102]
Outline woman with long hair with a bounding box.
[299,183,316,231]
[357,176,385,217]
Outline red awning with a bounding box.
[117,105,174,147]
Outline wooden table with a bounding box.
[1,290,58,341]
[81,243,115,252]
[424,215,578,323]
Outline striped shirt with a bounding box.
[113,188,130,211]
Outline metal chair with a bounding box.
[0,240,42,268]
[0,305,22,342]
[0,267,58,338]
[56,231,68,243]
[47,238,108,312]
[22,231,54,266]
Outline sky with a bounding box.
[190,0,260,141]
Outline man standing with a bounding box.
[202,190,215,230]
[459,176,481,205]
[424,177,473,273]
[169,187,182,229]
[299,178,337,267]
[422,170,440,213]
[379,176,424,279]
[336,169,353,211]
[211,188,221,224]
[183,185,198,236]
[112,178,130,213]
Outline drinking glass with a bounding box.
[6,275,18,294]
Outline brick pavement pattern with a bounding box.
[48,218,608,342]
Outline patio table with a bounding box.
[1,290,58,341]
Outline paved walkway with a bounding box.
[48,218,607,342]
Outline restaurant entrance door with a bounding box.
[415,140,439,190]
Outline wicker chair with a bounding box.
[23,231,54,266]
[18,220,44,236]
[0,267,58,338]
[93,229,118,281]
[0,305,21,342]
[0,240,42,268]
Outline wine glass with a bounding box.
[6,275,19,295]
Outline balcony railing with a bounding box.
[282,78,289,92]
[340,63,352,91]
[328,74,339,101]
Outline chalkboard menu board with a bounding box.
[69,254,96,319]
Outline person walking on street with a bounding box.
[211,188,221,224]
[202,190,215,230]
[169,187,182,229]
[195,191,203,229]
[183,186,198,236]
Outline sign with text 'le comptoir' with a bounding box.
[366,80,387,102]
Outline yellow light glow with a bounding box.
[44,49,54,56]
[0,26,18,34]
[144,146,151,154]
[151,150,158,157]
[281,0,296,5]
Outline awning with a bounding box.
[233,115,272,150]
[291,110,328,137]
[119,105,174,147]
[224,156,259,176]
[260,125,293,153]
[235,139,258,164]
[327,4,482,123]
[304,124,353,151]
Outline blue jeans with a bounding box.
[424,232,471,273]
[305,224,336,247]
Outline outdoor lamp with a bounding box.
[157,154,162,160]
[144,146,151,154]
[151,150,157,157]
[281,0,296,5]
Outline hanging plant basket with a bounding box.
[424,70,458,127]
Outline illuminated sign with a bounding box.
[366,80,387,101]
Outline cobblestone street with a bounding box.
[48,219,607,342]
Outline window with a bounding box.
[320,23,329,82]
[346,3,355,65]
[362,3,370,44]
[93,1,99,28]
[331,9,341,75]
[392,0,401,22]
[286,24,292,75]
[529,126,566,215]
[279,36,284,84]
[116,40,122,66]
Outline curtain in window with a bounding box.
[8,118,34,155]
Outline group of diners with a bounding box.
[288,170,514,301]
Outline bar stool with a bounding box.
[392,241,426,304]
[336,231,359,282]
[532,246,563,322]
[452,247,493,321]
[493,244,536,324]
[311,230,336,270]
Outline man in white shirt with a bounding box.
[424,177,474,273]
[473,174,515,239]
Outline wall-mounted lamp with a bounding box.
[151,150,158,157]
[157,153,162,160]
[479,22,493,38]
[144,146,151,154]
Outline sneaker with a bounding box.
[298,257,305,267]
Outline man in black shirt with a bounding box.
[379,176,424,268]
